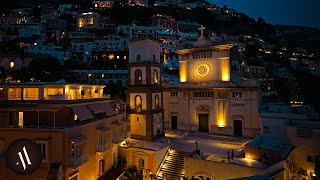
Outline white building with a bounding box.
[261,103,320,179]
[18,24,44,38]
[71,70,128,86]
[58,4,73,12]
[27,45,70,63]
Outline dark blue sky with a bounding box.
[212,0,320,28]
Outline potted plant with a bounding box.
[128,165,138,176]
[132,165,137,176]
[118,155,127,168]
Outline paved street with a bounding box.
[165,130,252,158]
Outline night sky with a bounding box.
[212,0,320,28]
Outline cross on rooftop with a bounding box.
[198,25,206,37]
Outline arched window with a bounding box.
[136,54,141,62]
[135,95,142,111]
[155,95,159,109]
[153,69,158,84]
[153,54,156,62]
[139,158,144,169]
[134,69,142,85]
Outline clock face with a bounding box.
[196,63,210,77]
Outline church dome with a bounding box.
[193,36,212,48]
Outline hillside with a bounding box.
[274,25,320,49]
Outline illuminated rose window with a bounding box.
[196,64,210,77]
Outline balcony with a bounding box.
[68,153,89,168]
[96,143,111,152]
[112,134,125,144]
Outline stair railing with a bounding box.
[156,148,171,177]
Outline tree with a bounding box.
[26,55,64,82]
[0,66,6,81]
[148,0,155,6]
[257,17,265,24]
[223,4,228,11]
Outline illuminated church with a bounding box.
[162,26,261,137]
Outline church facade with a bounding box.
[162,32,261,137]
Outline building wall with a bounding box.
[130,114,147,136]
[65,113,125,180]
[287,126,320,176]
[128,41,160,64]
[163,88,260,137]
[0,113,126,180]
[119,145,169,175]
[261,111,320,179]
[179,50,230,83]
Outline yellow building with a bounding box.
[120,38,169,178]
[0,82,130,180]
[163,28,261,137]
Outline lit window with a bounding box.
[117,56,120,59]
[102,74,104,78]
[153,69,158,84]
[74,113,78,121]
[108,54,114,60]
[135,95,142,111]
[155,95,159,109]
[124,56,127,60]
[139,158,144,169]
[232,92,242,98]
[134,69,142,85]
[10,62,15,69]
[18,112,23,127]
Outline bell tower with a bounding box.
[127,39,164,141]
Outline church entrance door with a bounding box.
[198,114,209,132]
[171,116,177,129]
[233,120,243,137]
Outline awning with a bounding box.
[6,107,61,111]
[88,103,116,116]
[68,135,87,144]
[97,126,111,132]
[70,106,94,121]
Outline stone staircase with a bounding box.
[157,149,186,180]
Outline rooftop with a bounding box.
[247,134,294,160]
[175,44,233,55]
[0,81,105,88]
[119,137,168,151]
